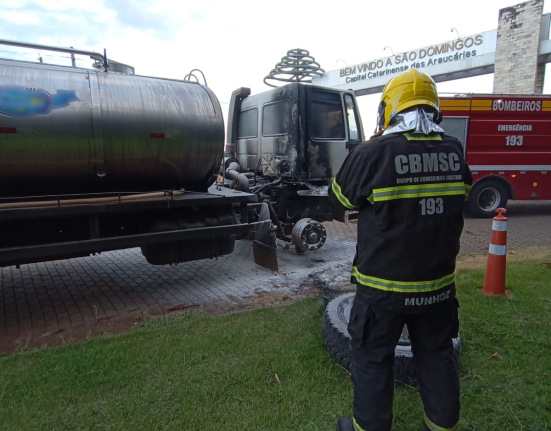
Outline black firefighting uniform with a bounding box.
[329,131,472,431]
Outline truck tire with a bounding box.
[322,293,462,387]
[468,179,508,218]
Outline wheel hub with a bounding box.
[478,187,500,211]
[292,218,327,253]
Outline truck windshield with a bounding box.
[238,108,258,138]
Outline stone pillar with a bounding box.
[493,0,545,94]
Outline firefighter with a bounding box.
[330,69,472,431]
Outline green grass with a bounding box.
[1,258,551,431]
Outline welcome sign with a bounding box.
[313,30,498,96]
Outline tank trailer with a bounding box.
[0,40,364,271]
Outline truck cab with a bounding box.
[223,83,364,251]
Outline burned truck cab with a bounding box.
[224,83,363,253]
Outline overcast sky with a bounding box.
[1,0,550,127]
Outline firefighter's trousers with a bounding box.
[348,293,460,431]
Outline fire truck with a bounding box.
[439,94,551,217]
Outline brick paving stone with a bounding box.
[1,201,550,337]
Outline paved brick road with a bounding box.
[1,201,550,349]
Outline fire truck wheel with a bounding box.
[322,293,462,387]
[468,179,509,218]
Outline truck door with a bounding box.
[260,99,291,177]
[344,93,362,151]
[307,88,360,181]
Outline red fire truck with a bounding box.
[439,94,551,217]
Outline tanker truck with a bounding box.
[0,40,364,271]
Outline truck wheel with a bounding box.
[468,179,508,218]
[322,293,462,387]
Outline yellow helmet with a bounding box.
[377,69,440,130]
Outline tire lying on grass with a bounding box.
[322,293,462,387]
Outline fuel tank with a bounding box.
[0,59,224,198]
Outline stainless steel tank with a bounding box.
[0,58,224,197]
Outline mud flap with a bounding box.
[253,202,278,272]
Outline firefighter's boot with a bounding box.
[336,416,354,431]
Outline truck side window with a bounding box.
[344,94,360,141]
[262,100,290,136]
[238,108,258,138]
[440,117,468,149]
[311,91,345,140]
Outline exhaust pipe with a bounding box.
[225,161,250,192]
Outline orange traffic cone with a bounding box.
[482,208,508,296]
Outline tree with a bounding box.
[264,48,325,87]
